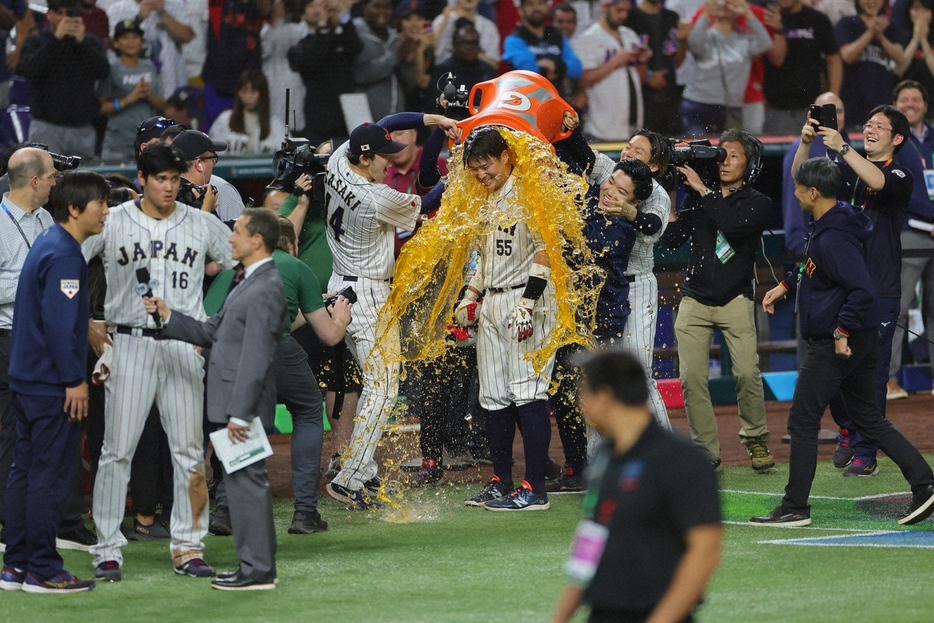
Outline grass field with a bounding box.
[7,456,934,622]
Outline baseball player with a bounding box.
[324,113,459,508]
[456,126,558,512]
[602,130,672,431]
[85,143,235,582]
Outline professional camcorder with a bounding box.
[270,137,329,203]
[23,142,80,172]
[663,139,726,191]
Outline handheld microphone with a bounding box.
[135,267,162,329]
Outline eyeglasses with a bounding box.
[197,154,219,164]
[862,122,892,133]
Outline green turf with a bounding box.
[9,458,934,622]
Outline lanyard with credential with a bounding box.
[0,201,36,249]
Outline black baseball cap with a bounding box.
[172,129,227,161]
[114,18,144,39]
[349,123,407,156]
[135,116,176,151]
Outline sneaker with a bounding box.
[484,481,550,511]
[843,456,879,478]
[748,506,811,527]
[409,463,444,488]
[544,457,563,481]
[95,561,121,583]
[326,481,381,510]
[56,524,98,551]
[325,453,342,480]
[744,436,775,472]
[464,477,511,507]
[833,428,855,468]
[898,484,934,525]
[364,477,382,496]
[125,516,171,541]
[22,570,94,594]
[288,510,328,534]
[545,469,584,494]
[886,380,908,400]
[0,566,25,591]
[174,557,216,578]
[209,506,233,536]
[710,458,723,473]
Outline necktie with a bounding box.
[227,264,245,293]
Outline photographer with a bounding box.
[791,104,912,478]
[660,129,774,472]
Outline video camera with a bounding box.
[438,73,471,121]
[270,137,330,203]
[662,139,726,191]
[23,142,80,172]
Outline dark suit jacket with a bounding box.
[163,260,288,428]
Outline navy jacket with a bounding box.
[583,186,637,338]
[780,201,879,338]
[9,224,88,395]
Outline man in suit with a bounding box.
[144,208,287,591]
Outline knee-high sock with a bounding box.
[518,400,551,493]
[485,406,517,488]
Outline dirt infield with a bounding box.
[257,393,934,499]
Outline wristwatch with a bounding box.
[833,328,847,340]
[838,143,851,156]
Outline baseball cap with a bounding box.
[114,18,144,39]
[349,123,407,157]
[135,116,176,151]
[394,0,424,18]
[166,85,205,122]
[172,129,228,161]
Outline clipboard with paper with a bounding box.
[209,418,273,473]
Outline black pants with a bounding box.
[407,347,475,462]
[783,330,934,513]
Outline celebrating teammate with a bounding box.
[85,143,235,582]
[324,113,459,509]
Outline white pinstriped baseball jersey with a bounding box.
[325,140,421,280]
[83,199,235,326]
[627,179,670,276]
[473,177,546,290]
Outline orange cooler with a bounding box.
[457,70,574,144]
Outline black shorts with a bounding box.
[291,323,362,394]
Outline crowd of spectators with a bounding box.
[4,0,934,165]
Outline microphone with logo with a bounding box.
[135,267,162,329]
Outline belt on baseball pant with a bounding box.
[487,284,525,294]
[624,274,636,283]
[0,328,10,337]
[115,325,164,339]
[807,335,833,342]
[340,275,392,284]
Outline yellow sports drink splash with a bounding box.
[372,127,601,377]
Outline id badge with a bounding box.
[924,169,934,201]
[715,230,735,264]
[564,519,610,584]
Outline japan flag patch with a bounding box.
[60,279,80,299]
